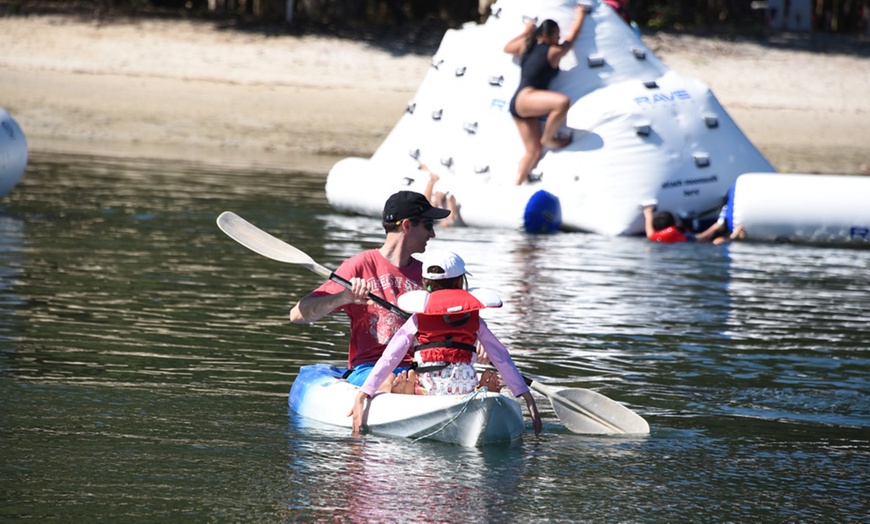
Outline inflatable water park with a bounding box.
[325,0,869,247]
[0,108,28,199]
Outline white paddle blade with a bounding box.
[533,383,650,435]
[216,211,332,279]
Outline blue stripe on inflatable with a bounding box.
[723,178,738,232]
[523,190,562,234]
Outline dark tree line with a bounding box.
[287,0,866,34]
[7,0,868,34]
[629,0,868,34]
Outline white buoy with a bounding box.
[725,173,870,246]
[0,108,28,199]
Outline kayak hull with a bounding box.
[289,364,525,446]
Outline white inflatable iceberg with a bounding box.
[0,108,28,199]
[326,0,775,235]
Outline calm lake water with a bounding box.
[1,152,868,521]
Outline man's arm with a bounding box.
[289,277,370,323]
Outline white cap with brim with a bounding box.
[414,249,472,280]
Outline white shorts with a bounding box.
[416,361,478,396]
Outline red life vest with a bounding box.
[650,226,688,243]
[413,288,486,364]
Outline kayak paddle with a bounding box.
[216,210,650,435]
[216,211,408,320]
[524,378,649,434]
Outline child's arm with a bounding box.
[477,319,542,435]
[350,315,418,433]
[359,315,418,398]
[477,320,528,395]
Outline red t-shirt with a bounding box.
[310,249,422,368]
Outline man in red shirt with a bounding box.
[289,191,450,386]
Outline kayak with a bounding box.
[215,212,651,439]
[288,364,526,446]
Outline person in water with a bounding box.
[419,163,464,227]
[289,191,450,389]
[349,249,542,436]
[642,201,741,244]
[504,5,588,185]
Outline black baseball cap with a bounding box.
[382,191,451,222]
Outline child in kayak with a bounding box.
[350,249,542,435]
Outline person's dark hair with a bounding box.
[423,265,466,292]
[384,216,427,234]
[383,220,402,233]
[652,211,677,231]
[524,19,559,56]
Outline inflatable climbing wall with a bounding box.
[326,0,776,234]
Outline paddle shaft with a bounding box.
[216,211,409,320]
[330,272,411,321]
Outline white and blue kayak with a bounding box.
[288,364,526,446]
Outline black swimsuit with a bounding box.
[509,42,560,118]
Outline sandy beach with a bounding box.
[1,15,868,174]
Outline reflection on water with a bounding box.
[285,419,528,521]
[0,153,867,521]
[0,215,25,338]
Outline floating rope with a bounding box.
[411,388,487,443]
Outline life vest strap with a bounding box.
[408,361,450,374]
[413,340,477,353]
[442,312,471,327]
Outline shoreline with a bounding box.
[2,15,868,175]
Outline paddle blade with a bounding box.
[216,211,332,279]
[533,382,650,435]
